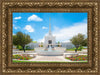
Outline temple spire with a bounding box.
[49,18,52,35]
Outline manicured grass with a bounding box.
[66,49,76,51]
[67,49,87,51]
[67,48,81,51]
[13,60,88,63]
[67,47,87,51]
[19,50,34,51]
[66,49,81,51]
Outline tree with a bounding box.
[81,38,87,46]
[33,41,37,43]
[13,32,32,52]
[40,42,43,47]
[57,41,60,47]
[70,33,87,52]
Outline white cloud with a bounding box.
[28,15,43,21]
[14,25,21,30]
[53,22,87,42]
[38,21,87,42]
[24,25,34,32]
[13,33,16,35]
[14,16,21,19]
[42,26,48,29]
[14,27,17,29]
[38,38,44,43]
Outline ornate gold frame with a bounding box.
[0,0,100,75]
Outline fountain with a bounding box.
[35,19,66,56]
[48,45,53,51]
[35,45,65,56]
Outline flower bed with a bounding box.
[65,55,87,61]
[13,54,33,60]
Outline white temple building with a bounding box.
[44,20,56,47]
[25,18,75,49]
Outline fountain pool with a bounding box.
[35,45,65,56]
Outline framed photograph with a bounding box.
[0,0,100,75]
[12,12,88,63]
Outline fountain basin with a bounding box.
[36,50,65,56]
[35,46,65,56]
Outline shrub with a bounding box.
[72,46,83,51]
[16,45,23,50]
[25,46,31,50]
[78,46,83,51]
[39,44,43,47]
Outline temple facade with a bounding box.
[44,19,56,47]
[25,18,75,49]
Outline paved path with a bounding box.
[29,56,71,62]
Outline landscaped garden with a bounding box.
[13,54,33,60]
[66,46,87,51]
[16,45,34,51]
[65,55,88,61]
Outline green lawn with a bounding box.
[19,49,34,51]
[67,48,87,51]
[66,49,76,51]
[13,60,88,63]
[66,49,80,51]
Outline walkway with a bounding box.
[29,56,71,62]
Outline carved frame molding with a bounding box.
[0,1,99,74]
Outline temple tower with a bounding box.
[44,18,56,47]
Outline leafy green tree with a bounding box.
[57,41,60,47]
[13,32,32,52]
[81,38,87,46]
[58,41,60,44]
[33,41,37,43]
[70,33,87,52]
[40,42,43,47]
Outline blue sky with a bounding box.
[13,12,87,42]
